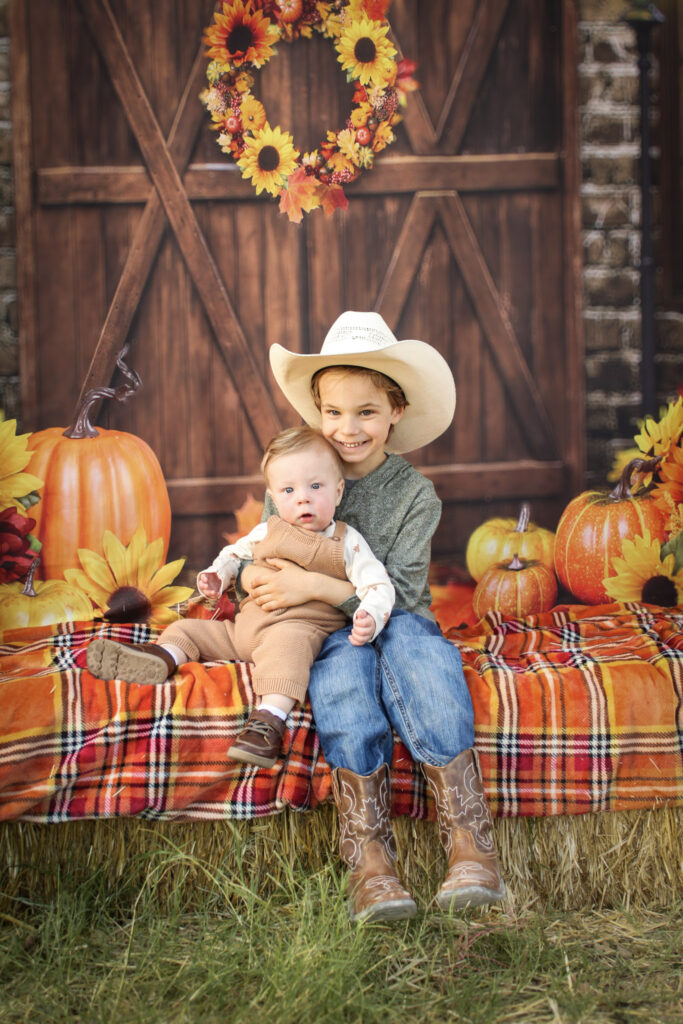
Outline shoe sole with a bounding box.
[227,743,278,769]
[437,883,507,912]
[350,898,418,923]
[86,638,171,685]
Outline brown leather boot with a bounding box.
[331,764,417,923]
[86,637,177,684]
[422,748,506,911]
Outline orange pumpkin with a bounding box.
[472,554,558,620]
[26,348,171,580]
[465,503,556,582]
[554,457,668,604]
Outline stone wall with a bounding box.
[0,0,681,491]
[579,0,683,485]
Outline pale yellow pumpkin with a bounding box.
[0,558,94,637]
[466,503,556,582]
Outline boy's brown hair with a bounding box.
[310,365,408,412]
[261,425,344,485]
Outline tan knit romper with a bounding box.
[159,517,349,704]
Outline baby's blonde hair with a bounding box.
[261,425,344,485]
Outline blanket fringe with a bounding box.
[2,806,682,913]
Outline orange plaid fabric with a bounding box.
[0,604,681,822]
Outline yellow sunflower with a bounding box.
[240,94,267,132]
[64,526,193,626]
[634,396,683,461]
[603,530,683,607]
[654,443,683,519]
[203,1,279,70]
[336,15,397,88]
[237,122,300,195]
[0,419,44,512]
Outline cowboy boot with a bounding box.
[331,764,417,923]
[422,748,506,911]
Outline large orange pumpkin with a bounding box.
[465,503,555,582]
[472,553,558,620]
[26,348,171,581]
[554,457,668,604]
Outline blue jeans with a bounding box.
[307,609,474,775]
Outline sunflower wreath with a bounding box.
[201,0,418,222]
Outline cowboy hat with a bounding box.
[269,311,456,454]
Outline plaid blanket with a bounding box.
[1,604,681,822]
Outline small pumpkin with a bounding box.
[26,347,171,580]
[0,557,94,637]
[554,457,668,605]
[465,503,556,582]
[472,553,558,620]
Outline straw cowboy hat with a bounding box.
[269,311,456,454]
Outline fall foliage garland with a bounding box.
[201,0,418,222]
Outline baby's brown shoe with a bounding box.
[227,709,287,769]
[86,637,177,685]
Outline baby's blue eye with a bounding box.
[284,486,294,493]
[311,483,320,489]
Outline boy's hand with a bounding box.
[349,609,375,646]
[198,571,222,600]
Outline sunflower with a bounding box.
[0,419,44,512]
[237,122,300,195]
[64,526,193,626]
[203,1,280,70]
[603,530,683,607]
[634,396,683,461]
[336,15,397,88]
[240,94,267,132]
[654,444,683,520]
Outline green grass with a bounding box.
[1,841,682,1024]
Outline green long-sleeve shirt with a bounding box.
[261,454,439,621]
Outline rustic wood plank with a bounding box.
[167,460,565,516]
[437,192,556,461]
[77,0,282,447]
[440,0,511,150]
[374,193,436,328]
[9,0,39,426]
[37,154,561,204]
[76,28,213,405]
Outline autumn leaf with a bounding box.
[223,493,264,544]
[279,168,321,223]
[360,0,391,20]
[319,182,349,217]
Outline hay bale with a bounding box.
[2,806,681,913]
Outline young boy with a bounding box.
[242,311,506,921]
[86,426,394,769]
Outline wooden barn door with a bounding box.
[11,0,583,571]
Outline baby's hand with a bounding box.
[349,609,375,646]
[198,571,222,600]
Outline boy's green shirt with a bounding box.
[260,454,439,621]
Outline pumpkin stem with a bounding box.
[609,456,663,500]
[508,553,525,571]
[515,503,531,533]
[62,345,142,439]
[21,556,40,597]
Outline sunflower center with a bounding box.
[354,37,377,64]
[641,575,678,607]
[226,24,254,55]
[104,586,153,624]
[258,144,280,172]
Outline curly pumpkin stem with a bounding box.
[21,556,40,598]
[609,456,662,501]
[515,503,531,533]
[63,345,142,439]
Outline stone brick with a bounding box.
[0,328,16,374]
[582,152,638,186]
[0,210,14,246]
[585,230,632,267]
[656,315,683,353]
[581,193,634,229]
[586,353,639,391]
[0,1,9,38]
[0,126,12,165]
[656,356,683,395]
[0,88,11,121]
[584,269,639,306]
[584,315,625,350]
[615,401,643,437]
[0,253,15,288]
[0,377,20,422]
[585,401,618,433]
[0,51,10,84]
[582,112,636,146]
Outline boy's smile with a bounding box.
[317,370,404,479]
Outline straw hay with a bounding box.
[2,805,681,912]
